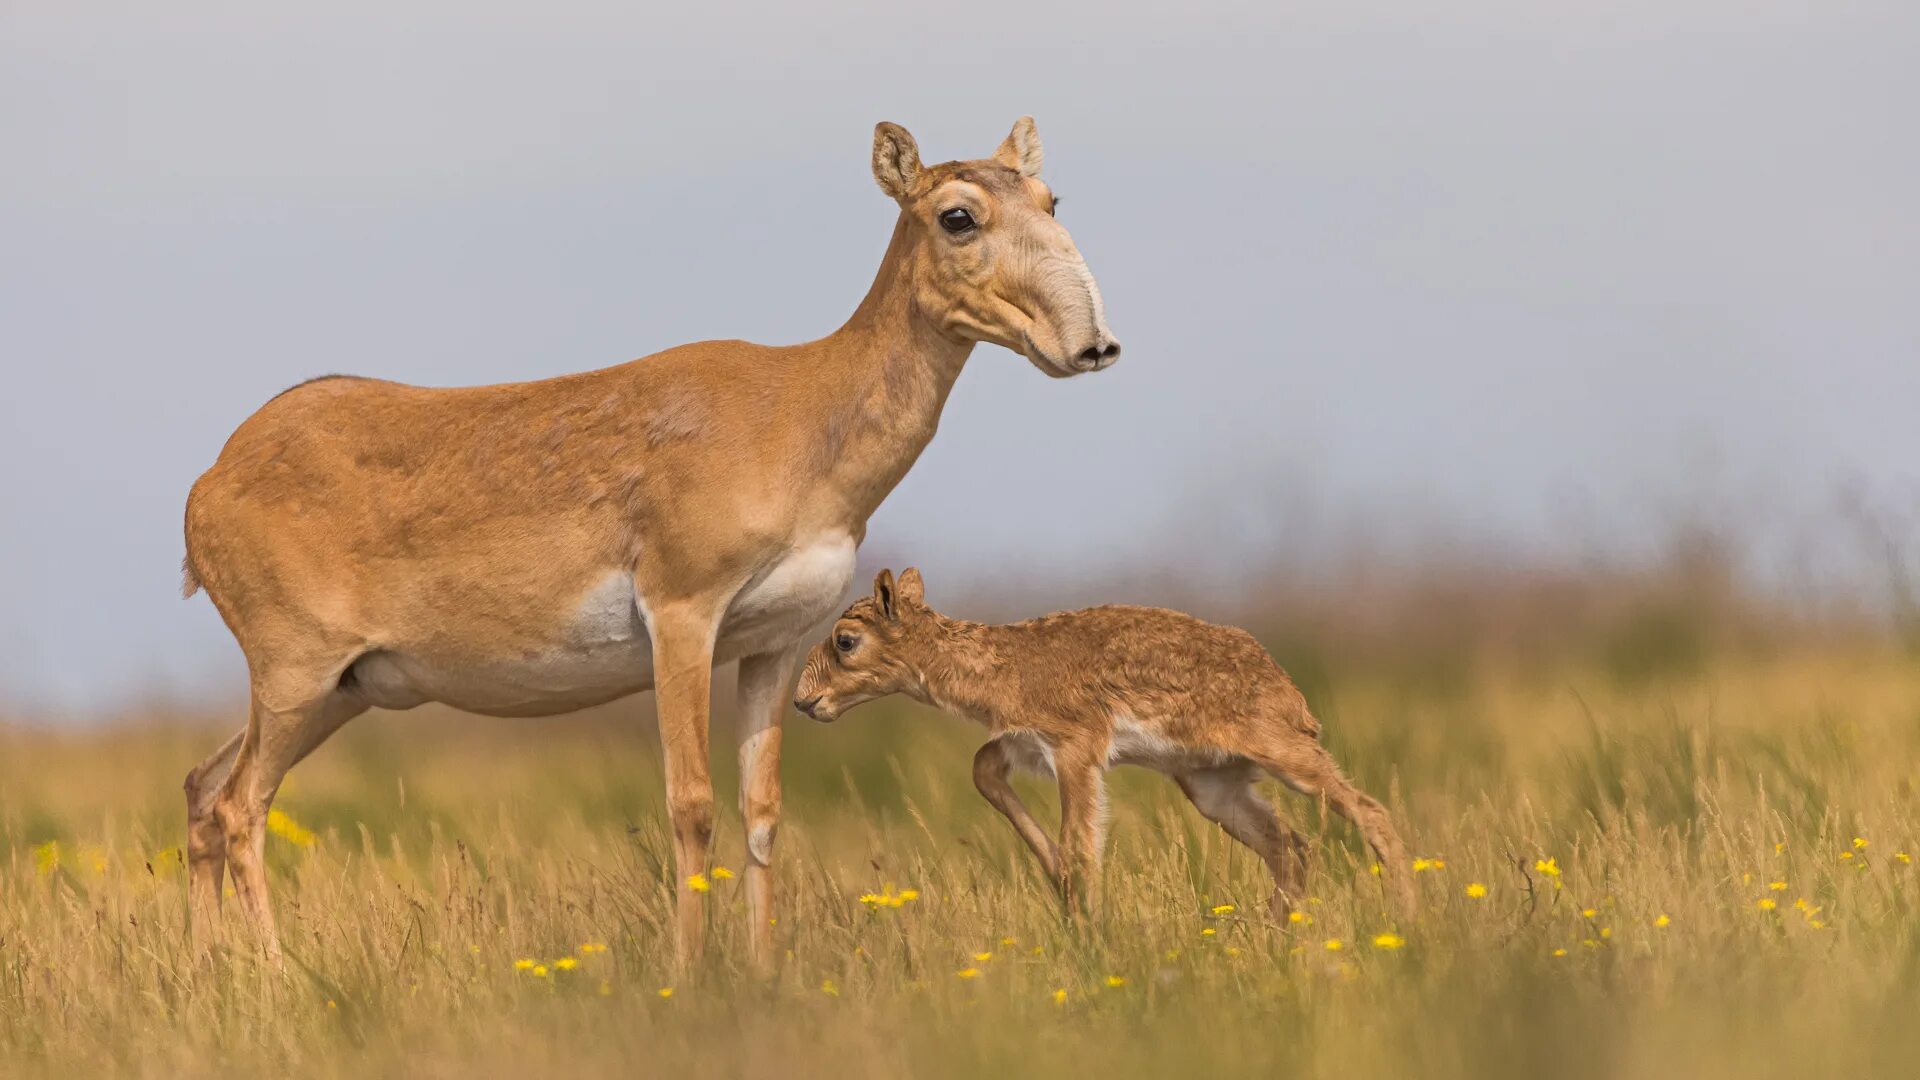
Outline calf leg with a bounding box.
[1176,763,1310,920]
[1252,734,1415,920]
[1053,747,1107,918]
[973,738,1063,887]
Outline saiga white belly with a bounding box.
[349,534,857,715]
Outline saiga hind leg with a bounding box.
[211,683,365,956]
[185,729,244,935]
[1176,763,1311,921]
[1255,733,1415,920]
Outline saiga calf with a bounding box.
[794,569,1416,921]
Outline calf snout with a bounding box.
[793,694,824,720]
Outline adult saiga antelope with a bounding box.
[180,118,1119,967]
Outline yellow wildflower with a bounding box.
[599,981,613,996]
[1210,904,1235,916]
[150,847,184,880]
[1412,858,1436,873]
[1756,898,1777,912]
[1465,882,1488,899]
[858,893,885,907]
[1654,914,1670,928]
[553,957,578,971]
[1534,857,1560,877]
[656,987,673,999]
[1775,841,1787,854]
[1105,975,1127,988]
[1201,928,1217,937]
[711,866,734,880]
[1896,852,1912,865]
[266,809,317,848]
[1030,945,1045,955]
[1599,927,1612,940]
[973,952,993,963]
[532,965,550,978]
[1288,910,1311,925]
[580,942,608,954]
[1551,948,1568,957]
[78,845,108,875]
[896,888,920,903]
[956,967,980,980]
[820,979,839,996]
[513,959,536,971]
[32,841,60,876]
[1840,851,1855,862]
[1809,919,1827,930]
[1165,949,1180,961]
[1372,933,1405,950]
[1051,988,1067,1005]
[686,873,710,892]
[1769,881,1787,891]
[1225,947,1242,957]
[1324,939,1344,952]
[1581,908,1598,919]
[1853,837,1868,850]
[1369,864,1382,876]
[999,937,1016,947]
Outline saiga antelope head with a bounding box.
[873,117,1122,377]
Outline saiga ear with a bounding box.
[873,569,897,620]
[993,116,1043,177]
[896,567,926,607]
[872,122,923,201]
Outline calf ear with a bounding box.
[896,567,926,607]
[873,569,898,620]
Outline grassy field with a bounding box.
[4,634,1920,1078]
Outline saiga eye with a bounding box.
[835,633,857,653]
[939,208,975,233]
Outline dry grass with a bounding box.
[4,644,1920,1079]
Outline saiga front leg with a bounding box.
[972,738,1064,886]
[736,646,801,973]
[1053,745,1108,918]
[645,599,723,971]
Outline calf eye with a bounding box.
[835,633,857,653]
[939,208,975,233]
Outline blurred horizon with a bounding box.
[4,1,1918,714]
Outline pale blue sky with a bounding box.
[3,1,1917,712]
